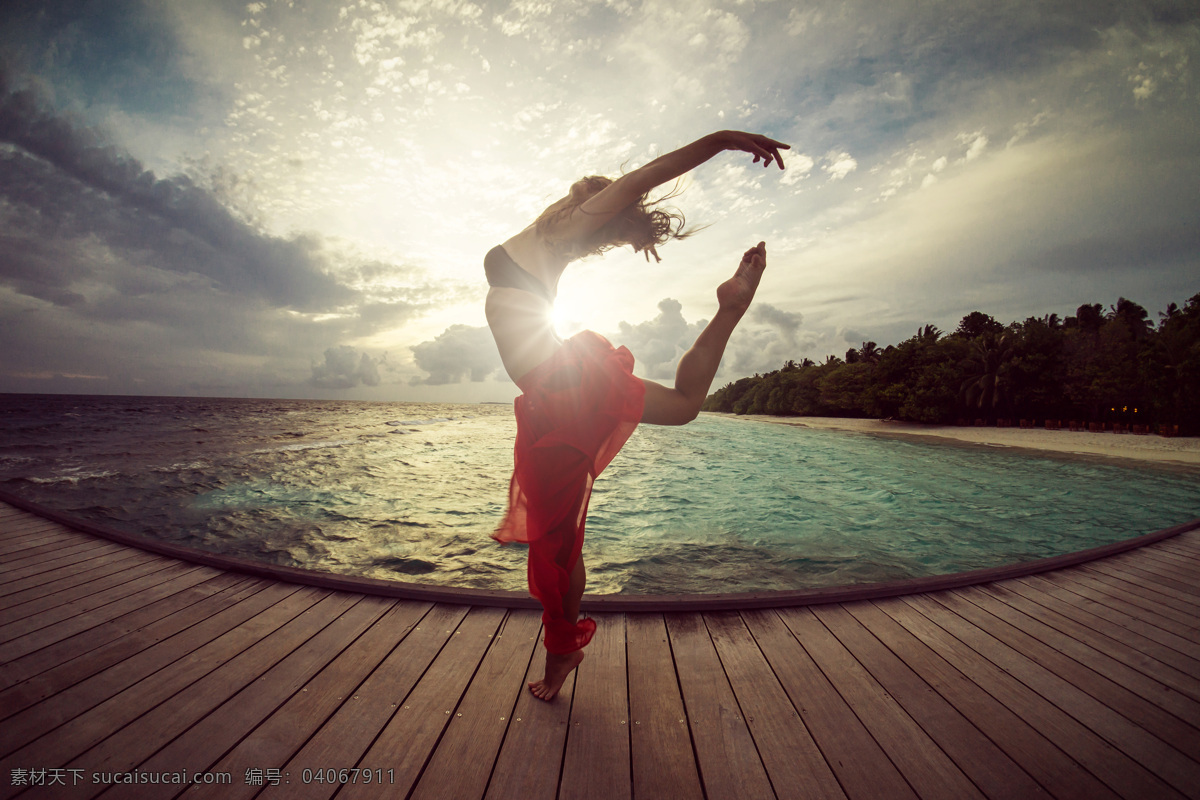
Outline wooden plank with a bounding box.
[0,541,129,587]
[338,606,507,800]
[813,602,1046,800]
[410,609,543,800]
[666,610,775,800]
[0,549,154,609]
[705,611,845,800]
[258,603,470,800]
[0,573,254,712]
[779,606,985,800]
[958,585,1200,763]
[625,613,703,800]
[189,599,433,800]
[0,520,86,544]
[117,596,394,800]
[1130,548,1200,584]
[0,539,116,575]
[49,591,353,800]
[0,558,185,637]
[0,519,67,543]
[1081,562,1200,623]
[982,582,1200,728]
[1019,573,1200,671]
[0,583,312,765]
[1142,538,1200,563]
[742,607,916,800]
[1039,567,1200,641]
[892,593,1175,799]
[1087,554,1200,608]
[0,546,147,601]
[559,613,632,800]
[933,588,1200,796]
[0,564,218,662]
[1101,555,1200,599]
[0,525,76,553]
[1153,536,1200,558]
[1013,574,1200,703]
[484,623,576,800]
[851,599,1118,800]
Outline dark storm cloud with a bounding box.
[0,65,353,311]
[0,66,442,395]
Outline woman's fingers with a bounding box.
[727,131,791,169]
[749,134,790,169]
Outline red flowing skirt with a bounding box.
[493,331,645,654]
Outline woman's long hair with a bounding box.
[535,175,697,262]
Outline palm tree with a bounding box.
[1108,297,1152,339]
[858,341,880,364]
[960,333,1015,418]
[917,324,941,342]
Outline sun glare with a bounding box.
[550,294,586,340]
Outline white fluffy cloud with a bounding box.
[823,151,858,181]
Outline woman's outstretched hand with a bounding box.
[717,242,767,314]
[718,131,791,169]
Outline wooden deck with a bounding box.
[1,498,1199,800]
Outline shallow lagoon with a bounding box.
[1,395,1196,594]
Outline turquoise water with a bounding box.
[590,418,1199,593]
[1,395,1196,594]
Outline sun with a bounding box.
[550,291,587,339]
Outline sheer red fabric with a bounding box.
[493,331,645,654]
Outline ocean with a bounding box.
[1,393,1197,594]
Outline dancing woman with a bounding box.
[485,130,789,700]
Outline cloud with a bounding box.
[0,68,442,396]
[610,298,706,381]
[0,68,355,311]
[311,345,381,389]
[957,131,988,163]
[722,302,814,376]
[409,324,504,385]
[823,151,858,181]
[750,303,803,346]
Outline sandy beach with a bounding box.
[716,413,1200,468]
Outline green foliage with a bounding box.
[703,296,1200,433]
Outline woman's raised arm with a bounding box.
[550,130,790,242]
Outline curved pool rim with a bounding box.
[4,487,1197,613]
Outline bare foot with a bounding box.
[716,241,767,314]
[529,648,585,701]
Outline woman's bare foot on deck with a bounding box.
[529,649,585,701]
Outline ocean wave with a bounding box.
[25,469,120,485]
[251,439,356,454]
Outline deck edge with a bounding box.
[1,487,1196,611]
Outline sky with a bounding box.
[0,0,1197,402]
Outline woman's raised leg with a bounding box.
[641,242,768,426]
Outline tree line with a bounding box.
[702,293,1200,435]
